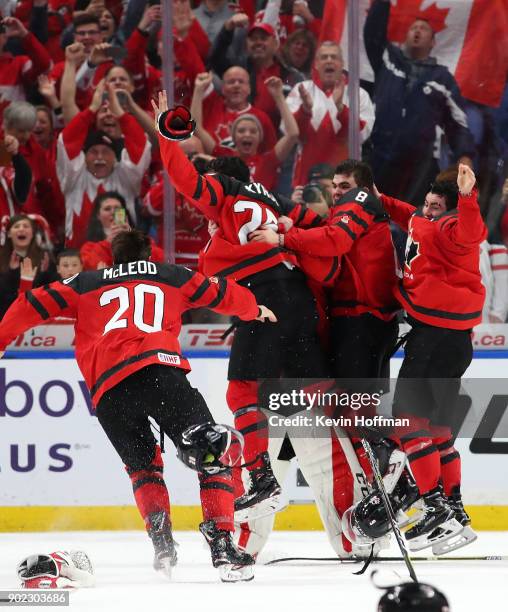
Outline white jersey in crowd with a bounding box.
[56,136,151,242]
[479,241,508,323]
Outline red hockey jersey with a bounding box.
[0,262,258,405]
[283,188,400,320]
[159,135,297,278]
[381,192,487,329]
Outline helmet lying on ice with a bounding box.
[177,423,244,474]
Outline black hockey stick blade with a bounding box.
[361,439,419,583]
[265,555,508,565]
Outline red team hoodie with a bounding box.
[381,191,486,329]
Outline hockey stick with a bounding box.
[361,439,419,583]
[265,555,508,565]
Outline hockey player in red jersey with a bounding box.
[378,164,485,553]
[250,159,402,485]
[153,93,333,520]
[0,230,277,582]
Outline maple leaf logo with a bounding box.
[215,123,234,147]
[388,0,450,44]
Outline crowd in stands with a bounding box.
[0,0,507,323]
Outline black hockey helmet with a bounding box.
[177,423,244,474]
[378,582,449,611]
[342,489,392,546]
[343,472,420,545]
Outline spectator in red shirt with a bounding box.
[195,76,298,190]
[280,28,316,78]
[209,19,304,128]
[14,0,74,63]
[3,102,65,232]
[191,67,276,153]
[57,81,151,248]
[0,16,52,112]
[80,191,164,270]
[122,3,208,111]
[49,14,113,110]
[286,41,375,186]
[0,134,32,219]
[255,0,322,47]
[0,213,57,320]
[32,106,56,153]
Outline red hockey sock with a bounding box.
[401,435,441,495]
[227,380,267,471]
[199,471,235,532]
[434,436,461,496]
[125,445,170,526]
[231,465,245,498]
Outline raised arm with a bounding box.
[61,43,85,125]
[378,193,416,232]
[267,77,299,163]
[190,73,217,154]
[153,92,226,221]
[363,0,391,75]
[448,165,487,246]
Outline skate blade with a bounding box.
[408,518,464,552]
[234,495,286,523]
[155,558,173,579]
[219,564,254,582]
[432,525,478,556]
[382,449,407,494]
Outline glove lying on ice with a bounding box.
[17,550,95,589]
[157,105,196,141]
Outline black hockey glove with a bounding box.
[157,105,196,141]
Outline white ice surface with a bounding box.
[1,530,507,611]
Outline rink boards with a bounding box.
[1,356,508,532]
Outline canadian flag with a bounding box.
[319,0,508,107]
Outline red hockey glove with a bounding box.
[157,105,196,141]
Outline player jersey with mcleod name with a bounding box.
[0,261,259,406]
[380,191,487,329]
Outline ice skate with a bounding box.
[405,487,463,552]
[199,520,255,582]
[147,511,178,578]
[432,486,477,555]
[234,452,282,522]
